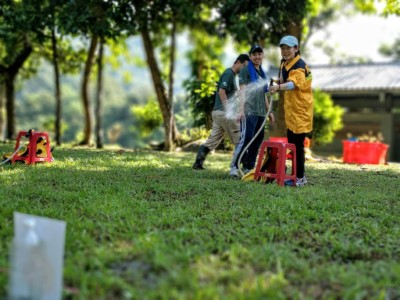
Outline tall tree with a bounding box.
[134,0,216,150]
[60,0,133,146]
[0,83,5,140]
[95,37,105,148]
[134,0,180,151]
[0,2,38,139]
[46,0,69,146]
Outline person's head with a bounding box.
[233,54,250,72]
[279,35,299,61]
[234,53,250,64]
[249,44,264,67]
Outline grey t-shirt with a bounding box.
[213,68,238,111]
[239,65,267,116]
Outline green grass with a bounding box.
[0,143,399,299]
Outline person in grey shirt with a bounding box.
[193,54,250,170]
[230,45,275,176]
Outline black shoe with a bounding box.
[192,162,204,170]
[192,145,210,170]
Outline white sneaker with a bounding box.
[230,166,239,177]
[296,176,308,186]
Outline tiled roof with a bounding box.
[268,62,400,92]
[311,62,400,92]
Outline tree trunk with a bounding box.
[79,35,98,145]
[0,38,32,140]
[52,27,62,146]
[168,18,180,142]
[141,29,179,151]
[95,37,104,149]
[0,83,5,141]
[4,74,15,139]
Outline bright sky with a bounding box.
[306,13,400,65]
[221,13,400,68]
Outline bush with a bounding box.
[179,127,211,145]
[312,89,344,146]
[131,99,163,137]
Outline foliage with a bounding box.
[42,117,68,136]
[302,0,340,52]
[185,29,225,128]
[353,0,377,13]
[312,89,344,145]
[15,60,143,147]
[379,37,400,61]
[382,0,400,15]
[0,146,399,298]
[184,64,219,128]
[131,99,163,137]
[217,0,307,45]
[0,0,397,148]
[178,127,211,145]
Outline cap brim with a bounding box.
[250,49,263,54]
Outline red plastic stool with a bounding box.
[254,141,297,187]
[12,130,53,164]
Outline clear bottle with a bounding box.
[9,219,45,300]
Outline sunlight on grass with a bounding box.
[0,145,399,299]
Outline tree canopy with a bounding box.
[0,0,397,148]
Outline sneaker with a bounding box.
[284,179,295,186]
[229,166,239,177]
[296,176,308,187]
[284,176,308,187]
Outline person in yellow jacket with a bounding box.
[269,35,313,186]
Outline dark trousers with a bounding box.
[232,115,266,170]
[287,129,306,178]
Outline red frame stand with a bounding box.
[254,141,297,187]
[12,131,52,165]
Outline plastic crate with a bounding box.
[342,140,389,164]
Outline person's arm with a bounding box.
[269,81,295,93]
[237,84,246,121]
[218,88,228,111]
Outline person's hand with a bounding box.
[236,112,245,122]
[269,85,279,94]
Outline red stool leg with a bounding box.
[28,133,38,164]
[44,133,52,162]
[30,132,53,164]
[254,141,268,181]
[12,131,30,164]
[276,145,286,186]
[283,143,297,187]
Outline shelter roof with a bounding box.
[267,62,400,92]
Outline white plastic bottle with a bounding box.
[9,218,45,300]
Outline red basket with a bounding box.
[268,137,311,147]
[342,141,389,164]
[268,137,288,143]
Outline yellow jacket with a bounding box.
[280,55,313,134]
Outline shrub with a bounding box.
[312,89,344,145]
[131,99,163,137]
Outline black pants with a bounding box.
[287,129,306,178]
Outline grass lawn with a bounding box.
[0,143,399,299]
